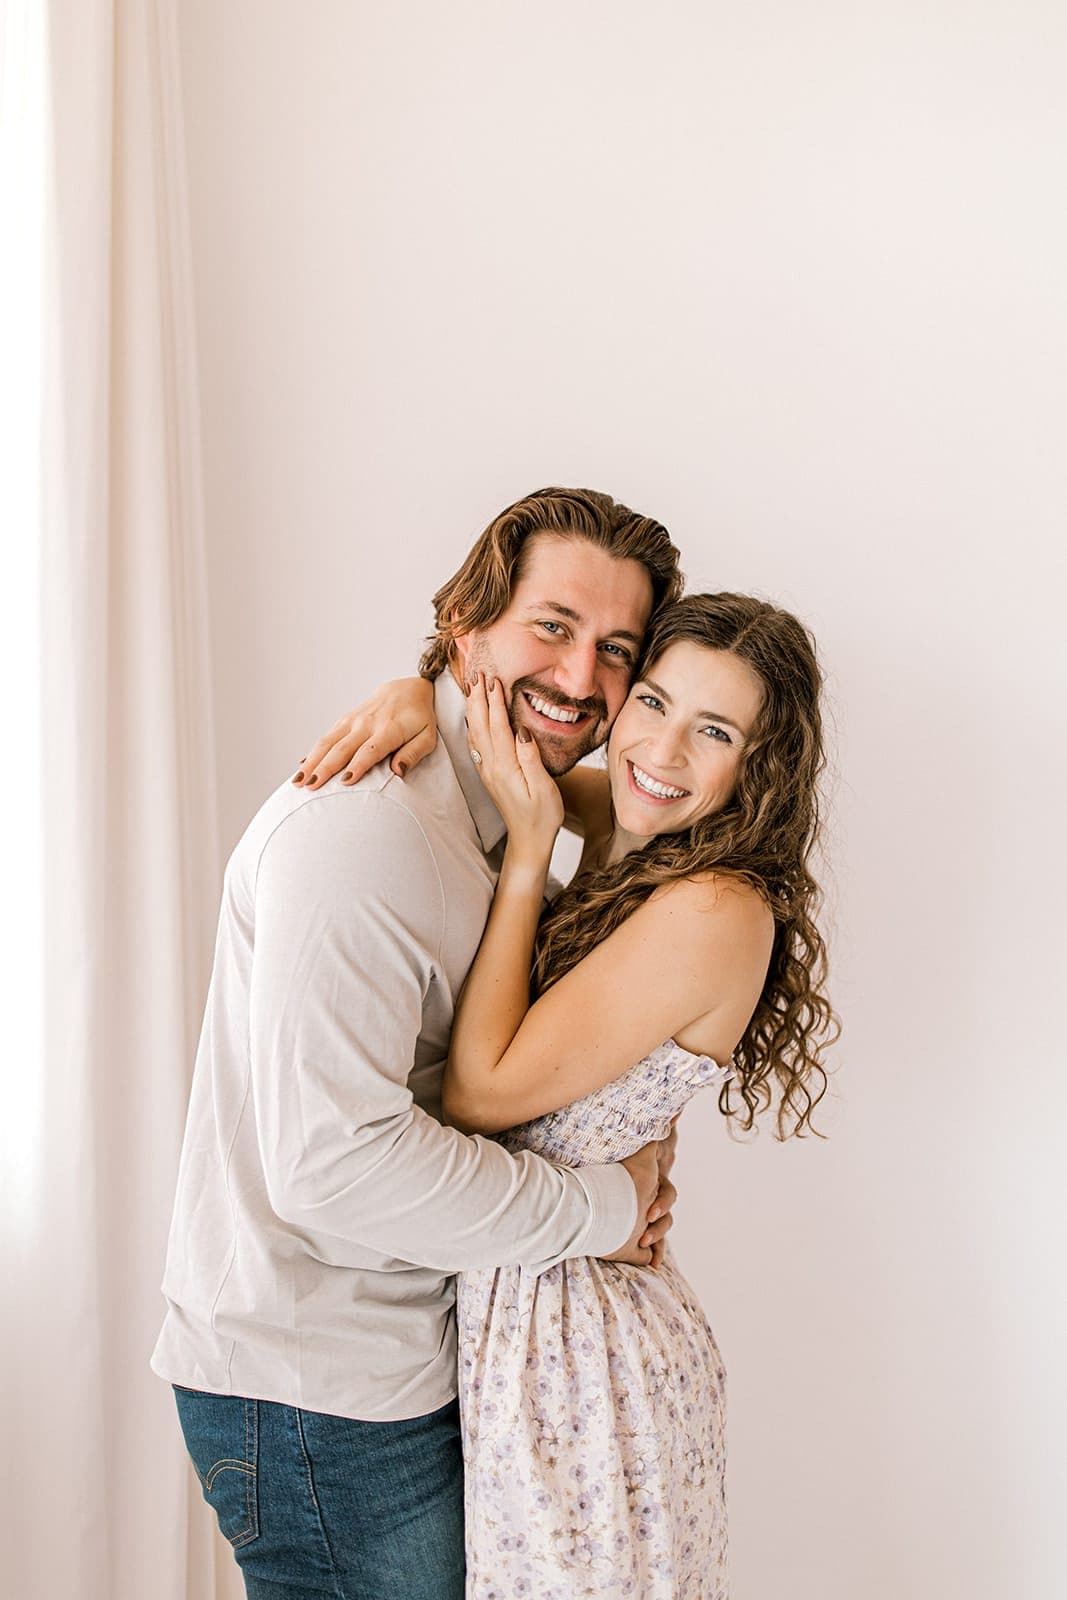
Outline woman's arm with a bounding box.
[293,677,437,788]
[442,676,565,1131]
[443,684,775,1136]
[294,680,612,850]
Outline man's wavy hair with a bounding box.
[532,593,840,1139]
[419,488,684,679]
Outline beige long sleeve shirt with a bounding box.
[151,672,636,1421]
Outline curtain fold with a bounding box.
[2,1,234,1594]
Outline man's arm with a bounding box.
[249,789,640,1274]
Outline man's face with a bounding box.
[453,534,654,775]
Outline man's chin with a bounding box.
[509,686,607,774]
[529,727,601,776]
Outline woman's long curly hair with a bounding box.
[532,593,839,1139]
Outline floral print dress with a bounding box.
[456,1039,733,1598]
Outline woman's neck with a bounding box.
[580,824,646,875]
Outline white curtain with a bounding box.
[1,1,237,1595]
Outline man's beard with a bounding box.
[509,675,609,774]
[460,647,608,776]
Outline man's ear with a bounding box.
[451,630,472,675]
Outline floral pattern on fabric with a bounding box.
[458,1040,733,1598]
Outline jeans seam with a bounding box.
[294,1407,347,1600]
[237,1398,258,1549]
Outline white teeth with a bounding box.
[631,762,688,800]
[527,693,582,724]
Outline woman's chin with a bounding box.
[612,803,669,841]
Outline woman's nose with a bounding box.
[643,724,687,770]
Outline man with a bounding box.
[152,487,685,1597]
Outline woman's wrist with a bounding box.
[499,841,553,891]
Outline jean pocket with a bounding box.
[173,1387,260,1548]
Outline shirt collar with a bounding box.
[435,670,508,854]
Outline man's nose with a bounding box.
[552,642,600,704]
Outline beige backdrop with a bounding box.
[176,3,1066,1596]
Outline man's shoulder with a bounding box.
[229,743,474,884]
[235,768,416,860]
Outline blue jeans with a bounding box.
[173,1387,464,1599]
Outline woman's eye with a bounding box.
[702,725,731,744]
[636,693,664,713]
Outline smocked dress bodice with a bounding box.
[497,1036,734,1167]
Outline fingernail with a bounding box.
[647,1206,662,1223]
[293,771,305,784]
[306,773,318,786]
[517,728,532,743]
[396,762,408,778]
[342,770,355,783]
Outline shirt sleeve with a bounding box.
[249,790,637,1273]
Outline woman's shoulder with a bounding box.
[647,870,774,940]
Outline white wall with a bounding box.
[177,4,1066,1596]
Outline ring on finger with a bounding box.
[470,749,483,765]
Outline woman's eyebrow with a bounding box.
[640,676,747,734]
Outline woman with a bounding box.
[298,594,836,1598]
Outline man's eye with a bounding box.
[539,620,564,635]
[601,643,632,662]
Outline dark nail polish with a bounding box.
[342,771,355,783]
[396,763,408,778]
[293,771,305,784]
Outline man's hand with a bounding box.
[644,1118,678,1270]
[604,1130,678,1270]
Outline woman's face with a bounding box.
[607,641,764,840]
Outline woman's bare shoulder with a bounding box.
[647,871,774,942]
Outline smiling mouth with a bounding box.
[523,691,591,730]
[627,760,690,802]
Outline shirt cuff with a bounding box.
[570,1161,638,1258]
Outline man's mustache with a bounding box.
[511,678,607,723]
